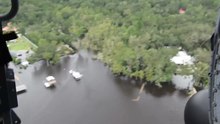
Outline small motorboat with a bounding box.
[69,70,83,80]
[44,76,56,88]
[16,84,27,93]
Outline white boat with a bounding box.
[16,84,27,93]
[69,70,83,80]
[21,61,29,67]
[44,76,56,88]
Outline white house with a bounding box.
[170,51,194,65]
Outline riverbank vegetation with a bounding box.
[2,0,219,88]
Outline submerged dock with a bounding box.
[15,74,27,94]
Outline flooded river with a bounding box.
[13,50,189,124]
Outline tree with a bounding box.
[7,0,217,86]
[28,40,62,65]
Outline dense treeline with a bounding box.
[1,0,219,87]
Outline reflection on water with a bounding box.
[145,84,176,97]
[172,75,194,90]
[13,50,188,124]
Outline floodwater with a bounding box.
[172,75,194,90]
[13,50,189,124]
